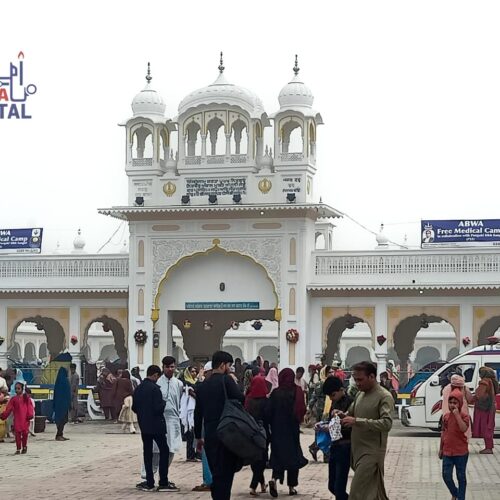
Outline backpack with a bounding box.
[216,376,267,465]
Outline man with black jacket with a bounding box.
[195,351,245,500]
[132,365,179,492]
[322,376,353,500]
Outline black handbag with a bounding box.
[216,376,267,465]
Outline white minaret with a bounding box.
[121,63,176,206]
[270,55,323,203]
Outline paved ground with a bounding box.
[0,421,499,499]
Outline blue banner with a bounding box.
[185,302,260,310]
[0,228,43,254]
[421,220,500,247]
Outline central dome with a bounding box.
[178,71,265,118]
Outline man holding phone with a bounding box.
[340,361,393,500]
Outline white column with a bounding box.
[459,302,473,352]
[0,304,8,368]
[225,133,231,157]
[374,303,388,375]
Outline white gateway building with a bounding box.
[1,56,500,379]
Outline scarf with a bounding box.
[53,367,71,424]
[265,367,279,392]
[183,367,197,386]
[277,368,306,422]
[244,375,268,410]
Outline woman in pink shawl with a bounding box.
[266,367,279,395]
[442,374,473,439]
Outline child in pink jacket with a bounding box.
[0,382,34,454]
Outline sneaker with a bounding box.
[21,447,27,454]
[139,482,156,492]
[15,450,21,455]
[136,481,148,489]
[157,482,180,492]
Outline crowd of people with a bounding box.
[126,353,395,500]
[0,355,498,500]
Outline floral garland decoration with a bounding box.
[286,328,299,343]
[203,320,214,331]
[462,336,471,347]
[230,321,239,330]
[252,320,263,330]
[70,335,78,346]
[376,334,386,346]
[134,329,148,345]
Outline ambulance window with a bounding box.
[440,363,476,384]
[485,363,500,380]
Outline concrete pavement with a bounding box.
[0,421,499,499]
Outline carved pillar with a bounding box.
[225,133,231,157]
[201,134,207,158]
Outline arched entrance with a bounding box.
[156,245,279,362]
[345,346,371,368]
[477,317,500,345]
[81,316,128,363]
[325,314,371,366]
[393,315,457,385]
[10,316,66,360]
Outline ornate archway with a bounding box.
[155,242,279,361]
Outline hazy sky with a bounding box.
[1,1,500,253]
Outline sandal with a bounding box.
[249,489,259,497]
[289,488,297,496]
[269,480,278,498]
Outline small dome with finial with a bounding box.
[376,224,390,248]
[131,62,166,117]
[278,55,315,110]
[72,228,86,254]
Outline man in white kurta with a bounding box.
[157,356,184,463]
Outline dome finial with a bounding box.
[293,54,300,76]
[146,62,152,84]
[218,51,225,74]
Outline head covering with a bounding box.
[53,367,72,424]
[246,375,268,400]
[448,388,464,411]
[121,370,131,380]
[450,374,465,388]
[278,368,296,390]
[183,367,197,386]
[10,369,26,396]
[204,361,212,371]
[479,366,499,394]
[273,368,307,422]
[265,367,279,391]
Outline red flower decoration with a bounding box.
[70,335,78,346]
[376,335,386,346]
[286,329,299,343]
[462,336,471,347]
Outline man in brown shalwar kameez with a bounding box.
[341,361,393,500]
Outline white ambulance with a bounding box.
[402,343,500,431]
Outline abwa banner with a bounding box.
[421,220,500,247]
[0,228,43,254]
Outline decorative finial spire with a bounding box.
[293,54,300,76]
[218,51,225,74]
[146,62,152,84]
